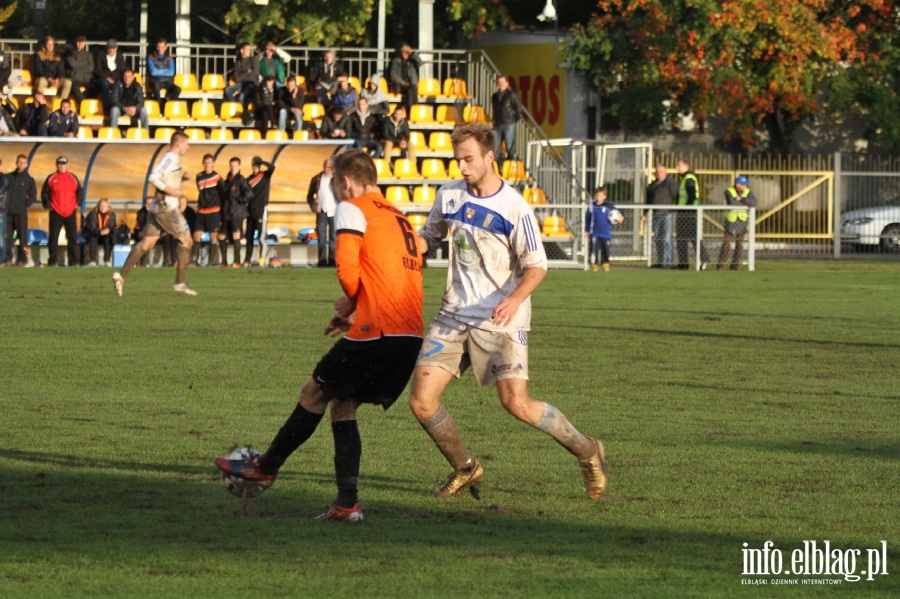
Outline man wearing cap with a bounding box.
[718,175,758,270]
[93,39,126,113]
[41,156,83,267]
[65,35,95,103]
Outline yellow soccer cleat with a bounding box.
[432,459,484,500]
[579,438,609,499]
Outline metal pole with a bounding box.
[833,151,842,259]
[378,0,387,70]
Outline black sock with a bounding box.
[260,404,324,474]
[332,420,361,508]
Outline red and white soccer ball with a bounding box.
[221,447,273,499]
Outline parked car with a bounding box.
[841,205,900,253]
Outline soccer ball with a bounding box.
[607,209,625,224]
[221,447,273,499]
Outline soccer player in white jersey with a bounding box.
[409,123,608,500]
[112,131,198,296]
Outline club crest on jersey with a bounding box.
[482,214,494,228]
[465,207,475,220]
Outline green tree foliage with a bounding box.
[568,0,898,151]
[224,0,376,47]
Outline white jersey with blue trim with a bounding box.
[420,179,547,331]
[148,151,183,211]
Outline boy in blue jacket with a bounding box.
[584,186,620,271]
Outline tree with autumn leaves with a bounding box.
[568,0,900,152]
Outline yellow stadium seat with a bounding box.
[347,76,361,92]
[125,127,149,140]
[133,72,143,87]
[392,158,420,179]
[239,129,261,140]
[428,131,453,152]
[372,158,391,178]
[293,129,311,140]
[163,100,189,119]
[153,126,176,140]
[96,127,122,139]
[420,158,447,180]
[523,187,548,205]
[201,73,226,92]
[448,159,462,178]
[384,185,411,203]
[407,213,427,229]
[417,78,442,99]
[412,185,436,204]
[184,128,207,141]
[144,99,161,119]
[302,103,326,122]
[11,68,32,90]
[209,128,234,140]
[79,98,102,118]
[173,73,199,91]
[542,216,572,237]
[502,160,527,182]
[219,101,244,122]
[435,105,460,125]
[266,129,289,141]
[409,131,427,152]
[191,100,217,120]
[463,105,488,123]
[408,104,433,124]
[443,78,470,99]
[76,127,94,139]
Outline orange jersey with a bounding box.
[334,190,424,340]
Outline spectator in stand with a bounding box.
[277,75,305,135]
[224,42,260,125]
[255,76,277,135]
[83,197,117,266]
[33,35,73,100]
[48,99,79,137]
[0,90,18,136]
[109,68,149,129]
[382,105,415,162]
[0,49,10,90]
[244,157,275,266]
[491,75,522,168]
[6,155,36,266]
[16,91,49,136]
[259,41,290,88]
[146,38,181,108]
[388,44,422,110]
[93,39,126,114]
[330,73,357,115]
[360,74,390,117]
[349,97,382,158]
[42,156,83,267]
[65,35,94,103]
[320,104,351,140]
[307,49,342,107]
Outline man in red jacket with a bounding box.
[41,155,83,266]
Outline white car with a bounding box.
[841,205,900,253]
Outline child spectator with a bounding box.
[584,186,618,272]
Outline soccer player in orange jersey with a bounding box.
[216,150,424,521]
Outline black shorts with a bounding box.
[222,214,245,236]
[195,211,221,233]
[313,335,423,409]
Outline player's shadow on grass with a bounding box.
[657,380,899,403]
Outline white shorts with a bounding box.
[417,314,529,386]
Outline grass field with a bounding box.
[1,262,898,598]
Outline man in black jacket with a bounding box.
[349,97,383,157]
[16,91,49,136]
[5,155,36,266]
[244,157,275,266]
[221,157,252,267]
[93,39,126,114]
[491,75,522,167]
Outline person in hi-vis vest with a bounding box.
[717,175,757,270]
